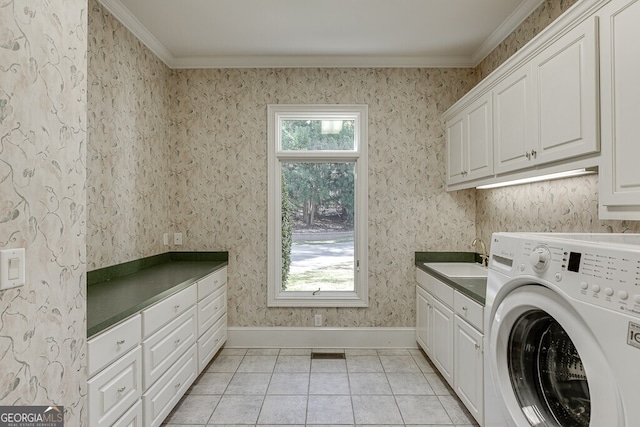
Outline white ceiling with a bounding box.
[98,0,544,69]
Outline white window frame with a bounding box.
[267,104,368,307]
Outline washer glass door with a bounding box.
[508,309,590,426]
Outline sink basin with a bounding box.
[424,262,488,278]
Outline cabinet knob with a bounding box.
[526,151,531,160]
[475,344,480,350]
[116,339,125,345]
[462,306,467,311]
[174,304,181,310]
[174,382,181,389]
[531,149,537,158]
[117,386,126,393]
[175,338,181,345]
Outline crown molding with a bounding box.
[171,55,476,69]
[471,0,545,66]
[98,0,176,68]
[98,0,544,69]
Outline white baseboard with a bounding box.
[226,326,417,349]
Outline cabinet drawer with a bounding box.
[198,314,227,372]
[88,346,142,427]
[142,285,196,338]
[143,307,197,389]
[416,269,454,307]
[454,292,484,332]
[197,286,226,336]
[113,400,142,427]
[197,267,227,300]
[88,315,141,377]
[143,344,198,427]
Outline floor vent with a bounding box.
[310,352,345,360]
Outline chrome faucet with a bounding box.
[472,237,488,267]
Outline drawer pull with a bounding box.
[462,306,467,311]
[116,339,126,345]
[117,386,126,393]
[174,304,181,310]
[174,382,181,389]
[214,306,219,310]
[174,338,181,345]
[214,280,219,284]
[475,343,481,350]
[215,338,220,343]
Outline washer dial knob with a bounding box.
[529,246,551,271]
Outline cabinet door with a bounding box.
[431,296,454,386]
[466,93,493,181]
[493,64,538,174]
[446,116,466,184]
[599,0,640,219]
[534,17,598,165]
[416,286,432,356]
[454,316,484,425]
[446,94,493,186]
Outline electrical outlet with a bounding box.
[174,232,183,245]
[163,233,169,246]
[314,314,322,327]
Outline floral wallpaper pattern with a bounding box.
[168,68,478,327]
[0,0,87,424]
[87,0,172,270]
[476,176,640,248]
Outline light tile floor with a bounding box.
[162,348,479,426]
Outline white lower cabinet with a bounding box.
[143,344,198,427]
[416,268,484,426]
[416,286,432,355]
[430,296,454,385]
[454,315,484,424]
[88,346,143,427]
[113,400,143,427]
[142,306,198,389]
[89,266,228,427]
[196,266,228,374]
[198,314,227,372]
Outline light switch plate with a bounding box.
[1,248,25,290]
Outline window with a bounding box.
[267,105,368,307]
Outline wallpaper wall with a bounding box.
[168,68,478,327]
[0,0,87,424]
[474,0,640,245]
[87,0,172,270]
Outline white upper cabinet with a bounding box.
[494,17,598,175]
[493,63,537,174]
[598,0,640,219]
[443,0,606,190]
[446,92,493,184]
[533,17,599,165]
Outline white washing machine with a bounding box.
[484,232,640,427]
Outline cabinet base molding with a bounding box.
[226,326,417,349]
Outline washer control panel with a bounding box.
[491,233,640,318]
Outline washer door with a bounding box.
[488,285,623,426]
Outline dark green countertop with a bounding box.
[415,252,486,305]
[87,252,228,338]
